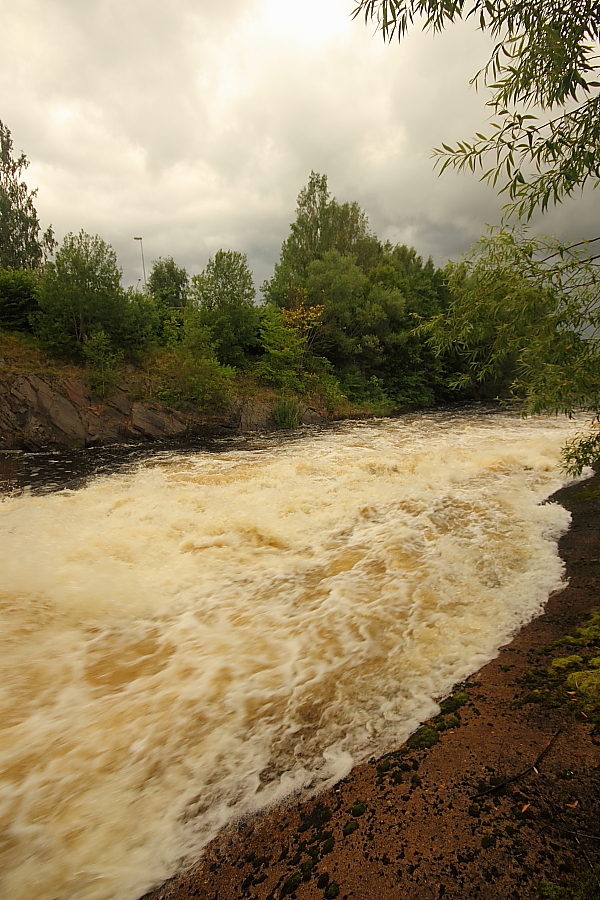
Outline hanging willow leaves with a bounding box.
[353,0,600,219]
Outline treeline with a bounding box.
[1,160,478,417]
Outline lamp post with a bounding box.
[133,237,146,287]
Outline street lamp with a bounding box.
[133,236,146,286]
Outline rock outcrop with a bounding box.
[0,374,328,450]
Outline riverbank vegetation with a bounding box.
[354,0,600,470]
[1,92,599,461]
[1,137,478,422]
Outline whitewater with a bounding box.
[0,409,587,900]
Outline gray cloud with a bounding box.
[2,0,597,292]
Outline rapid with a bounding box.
[0,409,587,900]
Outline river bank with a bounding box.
[143,469,600,900]
[0,371,335,450]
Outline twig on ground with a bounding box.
[546,827,600,843]
[574,833,600,890]
[471,728,563,799]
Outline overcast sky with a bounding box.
[1,0,598,290]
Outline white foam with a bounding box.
[0,411,585,900]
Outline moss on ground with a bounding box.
[517,608,600,728]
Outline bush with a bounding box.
[255,306,306,390]
[0,268,38,331]
[155,349,234,410]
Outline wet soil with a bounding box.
[143,471,600,900]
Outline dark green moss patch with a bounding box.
[343,819,359,836]
[324,881,340,898]
[298,803,332,833]
[350,801,366,817]
[407,725,439,750]
[321,836,335,854]
[281,872,302,896]
[439,691,469,715]
[538,867,600,899]
[301,859,314,881]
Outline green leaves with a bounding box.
[422,227,600,450]
[190,250,259,369]
[0,120,56,269]
[355,0,600,219]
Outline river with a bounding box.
[0,408,588,900]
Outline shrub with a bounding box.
[155,349,234,410]
[0,268,38,332]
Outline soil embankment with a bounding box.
[144,471,600,900]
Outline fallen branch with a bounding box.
[471,728,563,799]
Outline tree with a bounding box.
[147,256,189,308]
[190,249,259,368]
[264,175,455,406]
[0,267,39,332]
[264,173,380,306]
[353,0,600,219]
[34,231,127,358]
[153,307,234,410]
[356,1,600,466]
[0,120,56,268]
[254,306,307,391]
[420,228,600,468]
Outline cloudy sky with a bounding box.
[1,0,598,290]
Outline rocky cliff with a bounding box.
[0,374,327,450]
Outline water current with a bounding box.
[0,408,588,900]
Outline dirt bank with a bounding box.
[143,471,600,900]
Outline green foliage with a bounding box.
[354,1,600,220]
[539,869,600,899]
[255,306,306,391]
[264,172,379,289]
[154,307,234,410]
[406,725,439,750]
[147,256,189,308]
[83,328,123,398]
[119,288,164,359]
[0,267,38,331]
[0,120,56,269]
[34,231,127,359]
[421,227,600,470]
[263,176,454,409]
[271,395,302,429]
[191,249,259,368]
[562,429,600,477]
[339,372,390,409]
